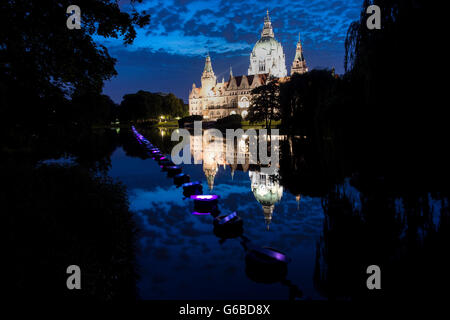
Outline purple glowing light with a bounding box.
[191,211,211,216]
[182,181,201,188]
[190,195,219,201]
[218,212,237,225]
[257,248,289,263]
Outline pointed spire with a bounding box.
[229,66,233,77]
[262,204,274,231]
[291,31,308,75]
[201,54,216,92]
[261,10,274,38]
[203,54,213,73]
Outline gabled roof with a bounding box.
[226,73,269,90]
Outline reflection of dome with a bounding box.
[249,169,283,230]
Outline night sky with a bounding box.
[99,0,363,103]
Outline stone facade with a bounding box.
[291,33,308,75]
[189,66,269,120]
[189,11,308,121]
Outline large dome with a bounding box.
[253,37,281,53]
[248,11,287,78]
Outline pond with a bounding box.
[109,127,325,299]
[90,127,448,300]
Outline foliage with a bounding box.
[118,91,186,123]
[3,163,138,299]
[248,80,281,129]
[279,70,338,138]
[178,115,203,127]
[278,0,448,181]
[0,0,149,135]
[70,93,118,126]
[216,114,242,129]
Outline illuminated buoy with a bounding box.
[182,181,203,197]
[161,162,176,171]
[191,211,211,216]
[213,212,242,227]
[245,247,289,284]
[213,212,243,239]
[190,194,219,214]
[174,173,190,186]
[158,157,170,165]
[166,165,182,177]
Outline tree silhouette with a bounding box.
[0,0,149,138]
[248,79,281,129]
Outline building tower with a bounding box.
[201,54,216,94]
[248,11,287,78]
[290,33,308,75]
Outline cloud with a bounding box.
[101,0,361,57]
[101,0,363,102]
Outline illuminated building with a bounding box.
[189,11,308,120]
[248,10,287,78]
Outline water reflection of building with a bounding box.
[189,133,284,229]
[249,169,283,230]
[190,134,250,190]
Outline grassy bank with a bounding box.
[241,120,281,129]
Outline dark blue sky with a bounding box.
[99,0,363,103]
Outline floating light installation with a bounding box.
[131,126,300,294]
[174,173,190,186]
[213,212,244,239]
[166,166,182,177]
[190,194,219,214]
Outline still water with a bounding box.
[104,127,448,300]
[109,127,324,299]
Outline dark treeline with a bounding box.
[278,0,448,189]
[277,0,449,300]
[1,0,152,299]
[118,90,188,123]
